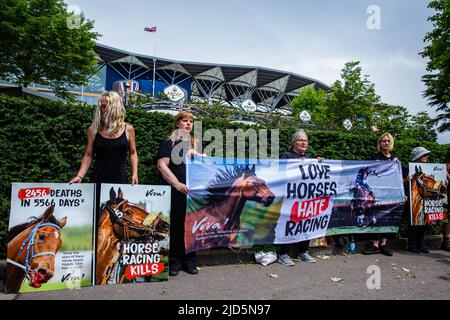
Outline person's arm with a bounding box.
[69,127,95,183]
[157,157,189,195]
[446,160,450,186]
[127,125,139,185]
[187,149,207,157]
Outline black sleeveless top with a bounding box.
[92,126,129,184]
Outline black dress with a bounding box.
[92,129,129,184]
[92,127,129,219]
[370,152,398,241]
[156,139,196,268]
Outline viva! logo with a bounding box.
[124,263,165,280]
[290,196,330,223]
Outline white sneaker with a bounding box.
[298,252,316,263]
[255,251,277,266]
[277,254,295,266]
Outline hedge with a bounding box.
[0,94,448,258]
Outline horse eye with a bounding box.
[39,234,46,240]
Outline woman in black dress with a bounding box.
[363,132,396,256]
[69,91,138,211]
[156,111,201,276]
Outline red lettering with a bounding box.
[290,196,330,223]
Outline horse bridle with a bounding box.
[414,173,441,198]
[104,200,167,242]
[7,223,61,273]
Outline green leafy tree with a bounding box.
[371,104,437,142]
[326,61,380,131]
[157,92,169,101]
[420,0,450,132]
[371,104,410,137]
[405,111,438,142]
[0,0,99,94]
[290,86,329,129]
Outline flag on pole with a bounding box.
[144,26,157,32]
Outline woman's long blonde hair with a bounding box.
[91,91,125,136]
[169,111,198,149]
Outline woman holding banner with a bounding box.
[69,91,139,216]
[363,133,396,256]
[404,147,432,254]
[156,111,203,276]
[277,130,323,266]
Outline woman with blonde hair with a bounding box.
[363,132,397,256]
[157,111,202,276]
[70,91,138,211]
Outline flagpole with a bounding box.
[152,30,157,98]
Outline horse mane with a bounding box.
[203,165,253,207]
[7,215,59,242]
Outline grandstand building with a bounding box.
[1,43,330,116]
[93,44,330,114]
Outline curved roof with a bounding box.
[95,43,330,112]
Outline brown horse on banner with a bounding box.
[96,187,170,285]
[6,206,67,293]
[411,165,445,225]
[185,164,275,253]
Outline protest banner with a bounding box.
[185,157,405,252]
[95,184,170,285]
[409,163,447,226]
[6,183,95,293]
[327,160,405,235]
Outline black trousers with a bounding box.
[408,225,427,249]
[170,189,196,267]
[278,241,310,256]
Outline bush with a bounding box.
[0,94,448,257]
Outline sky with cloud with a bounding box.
[65,0,449,143]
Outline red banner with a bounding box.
[426,213,446,224]
[124,263,165,280]
[18,187,51,200]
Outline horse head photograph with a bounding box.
[185,164,275,252]
[411,165,446,225]
[96,187,170,285]
[6,205,67,293]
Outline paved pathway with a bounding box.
[2,249,449,300]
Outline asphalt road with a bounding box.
[2,249,449,300]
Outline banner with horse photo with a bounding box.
[6,183,95,294]
[185,157,405,253]
[325,160,405,236]
[96,184,170,285]
[409,163,447,226]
